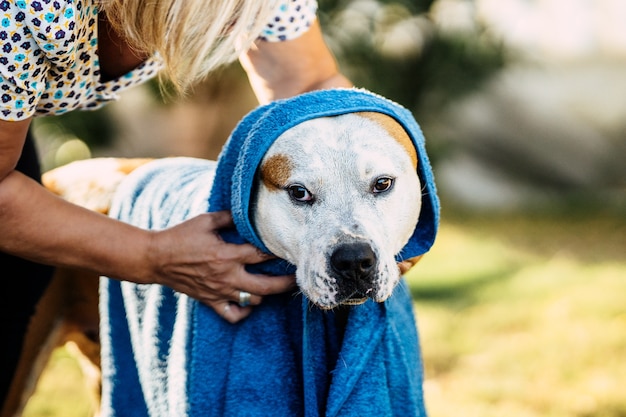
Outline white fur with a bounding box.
[253,113,421,309]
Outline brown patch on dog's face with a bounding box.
[260,154,293,191]
[357,112,418,169]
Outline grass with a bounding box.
[406,208,626,417]
[22,347,97,417]
[23,208,626,417]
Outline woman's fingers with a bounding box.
[154,211,297,324]
[220,239,297,298]
[217,301,253,324]
[234,271,296,298]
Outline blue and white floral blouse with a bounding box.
[0,0,317,121]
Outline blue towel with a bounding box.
[100,88,440,417]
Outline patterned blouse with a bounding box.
[0,0,318,121]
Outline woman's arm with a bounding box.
[239,20,353,104]
[0,119,294,323]
[0,119,150,276]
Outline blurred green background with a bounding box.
[24,0,626,416]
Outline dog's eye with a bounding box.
[287,184,313,202]
[372,177,394,194]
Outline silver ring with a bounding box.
[238,291,251,307]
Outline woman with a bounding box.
[0,0,352,408]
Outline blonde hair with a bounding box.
[99,0,278,93]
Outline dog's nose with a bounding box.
[330,242,377,280]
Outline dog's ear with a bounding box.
[398,255,424,275]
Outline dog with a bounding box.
[3,111,424,417]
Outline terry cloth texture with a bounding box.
[100,88,440,417]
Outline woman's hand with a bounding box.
[147,210,296,323]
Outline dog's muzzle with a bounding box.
[329,242,379,305]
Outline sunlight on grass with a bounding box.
[407,212,626,417]
[24,210,626,417]
[22,347,96,417]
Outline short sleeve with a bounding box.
[259,0,318,42]
[0,0,77,121]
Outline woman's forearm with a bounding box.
[0,170,154,283]
[240,20,353,104]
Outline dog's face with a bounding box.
[252,112,421,309]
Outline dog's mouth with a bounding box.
[311,286,386,309]
[341,297,368,306]
[337,287,375,306]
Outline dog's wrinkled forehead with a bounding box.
[356,112,418,169]
[259,111,418,186]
